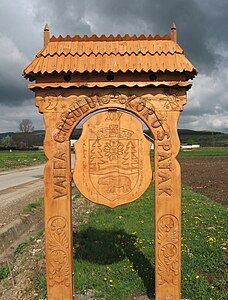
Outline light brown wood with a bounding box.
[170,22,177,42]
[24,27,196,300]
[43,113,73,300]
[152,111,181,300]
[31,88,187,300]
[73,110,152,207]
[43,24,50,47]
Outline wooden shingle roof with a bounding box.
[23,26,197,80]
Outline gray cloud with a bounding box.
[0,101,43,132]
[34,0,227,72]
[34,0,92,36]
[0,0,227,132]
[0,32,31,105]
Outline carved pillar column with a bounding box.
[153,110,181,300]
[43,112,73,300]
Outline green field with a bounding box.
[67,186,227,300]
[178,147,228,157]
[150,147,228,159]
[0,150,46,170]
[0,147,227,172]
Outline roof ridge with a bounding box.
[50,34,171,42]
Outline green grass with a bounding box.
[14,241,29,256]
[33,272,46,299]
[0,265,9,280]
[71,186,227,300]
[0,150,46,170]
[22,198,43,213]
[178,147,228,157]
[181,187,228,300]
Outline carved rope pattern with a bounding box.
[47,216,70,287]
[157,214,179,286]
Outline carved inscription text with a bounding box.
[53,152,67,199]
[156,128,172,197]
[53,94,165,143]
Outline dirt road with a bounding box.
[0,165,44,226]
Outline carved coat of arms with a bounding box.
[73,111,152,207]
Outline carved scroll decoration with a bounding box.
[47,216,70,287]
[157,214,179,286]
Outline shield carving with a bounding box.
[73,111,152,207]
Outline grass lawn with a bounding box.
[73,186,228,300]
[178,147,228,157]
[0,150,46,170]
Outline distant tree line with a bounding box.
[1,122,228,150]
[0,119,44,150]
[144,129,228,147]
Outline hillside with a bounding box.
[178,129,228,147]
[0,128,228,148]
[144,129,228,147]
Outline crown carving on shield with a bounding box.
[97,125,134,139]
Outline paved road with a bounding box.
[0,165,45,225]
[0,153,76,192]
[0,165,44,192]
[0,155,76,225]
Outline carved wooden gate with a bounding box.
[23,24,196,300]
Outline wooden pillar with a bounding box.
[153,110,181,300]
[43,113,73,300]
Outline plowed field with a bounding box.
[179,156,228,207]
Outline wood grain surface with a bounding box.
[24,24,197,299]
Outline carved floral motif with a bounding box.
[47,216,70,287]
[157,214,179,285]
[163,94,180,110]
[161,89,183,110]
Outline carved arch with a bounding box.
[52,94,168,143]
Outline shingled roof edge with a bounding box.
[23,26,197,79]
[23,69,197,80]
[38,50,184,59]
[28,81,193,90]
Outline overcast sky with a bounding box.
[0,0,227,133]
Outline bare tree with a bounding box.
[19,119,34,148]
[19,119,34,133]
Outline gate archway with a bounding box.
[23,23,197,300]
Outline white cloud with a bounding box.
[180,58,228,132]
